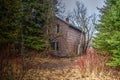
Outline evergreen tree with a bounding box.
[21,0,53,51]
[94,0,120,66]
[0,0,22,45]
[0,0,58,53]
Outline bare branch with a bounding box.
[67,1,97,54]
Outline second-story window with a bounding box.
[56,24,60,33]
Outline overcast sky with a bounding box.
[62,0,105,16]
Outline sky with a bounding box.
[62,0,105,16]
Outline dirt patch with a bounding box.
[24,56,75,70]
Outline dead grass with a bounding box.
[1,49,120,80]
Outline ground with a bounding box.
[1,48,120,80]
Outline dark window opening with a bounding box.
[51,41,59,51]
[51,42,55,50]
[56,42,59,50]
[56,24,60,33]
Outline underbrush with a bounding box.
[0,53,33,80]
[75,48,120,80]
[0,49,120,80]
[0,51,53,80]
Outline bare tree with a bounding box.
[68,1,96,54]
[55,0,65,18]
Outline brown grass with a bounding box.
[0,49,120,80]
[73,48,120,80]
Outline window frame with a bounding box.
[56,24,60,33]
[51,41,59,51]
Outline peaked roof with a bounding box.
[56,16,82,32]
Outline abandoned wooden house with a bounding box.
[48,16,84,57]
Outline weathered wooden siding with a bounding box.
[51,17,82,57]
[53,18,69,56]
[66,27,81,56]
